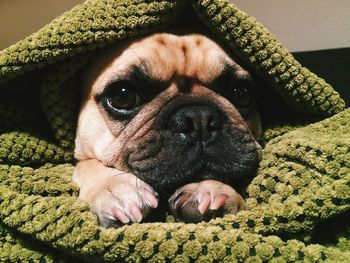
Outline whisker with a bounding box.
[131,47,149,73]
[135,176,142,192]
[111,171,130,177]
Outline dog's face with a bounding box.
[75,33,262,198]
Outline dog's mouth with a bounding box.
[124,96,261,196]
[126,126,260,195]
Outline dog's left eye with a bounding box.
[224,77,255,110]
[231,86,252,108]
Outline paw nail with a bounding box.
[144,189,158,208]
[112,208,130,224]
[130,204,143,223]
[198,193,211,214]
[196,192,203,203]
[173,193,191,209]
[210,194,228,210]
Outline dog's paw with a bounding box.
[89,175,158,228]
[168,180,246,223]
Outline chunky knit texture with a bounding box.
[0,0,349,262]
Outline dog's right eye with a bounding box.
[107,86,140,110]
[98,81,142,118]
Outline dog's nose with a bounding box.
[169,105,223,142]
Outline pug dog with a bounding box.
[73,31,262,228]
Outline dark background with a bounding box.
[293,48,350,107]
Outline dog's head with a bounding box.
[75,33,262,196]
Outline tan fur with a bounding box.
[74,33,262,227]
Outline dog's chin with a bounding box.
[126,126,260,196]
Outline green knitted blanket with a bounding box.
[1,0,349,262]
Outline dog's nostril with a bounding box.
[169,105,222,141]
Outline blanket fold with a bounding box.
[0,0,349,262]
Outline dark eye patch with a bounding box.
[210,63,257,114]
[95,63,167,121]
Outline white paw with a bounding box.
[168,180,246,223]
[89,175,158,228]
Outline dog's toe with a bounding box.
[91,179,159,227]
[169,180,246,223]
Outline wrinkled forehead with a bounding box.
[84,33,250,95]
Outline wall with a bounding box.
[1,0,349,52]
[233,0,350,52]
[0,0,84,49]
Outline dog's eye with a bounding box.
[214,72,255,109]
[107,87,140,110]
[231,86,252,108]
[97,81,143,120]
[106,83,141,111]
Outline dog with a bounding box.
[73,31,262,228]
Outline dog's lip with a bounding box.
[128,152,257,196]
[130,155,235,179]
[126,149,199,173]
[126,138,260,174]
[255,141,262,160]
